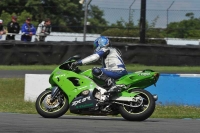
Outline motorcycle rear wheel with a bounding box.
[35,90,69,118]
[118,89,155,121]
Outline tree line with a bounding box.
[0,0,199,42]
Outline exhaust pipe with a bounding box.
[153,94,158,101]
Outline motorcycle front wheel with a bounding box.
[35,89,69,118]
[118,89,155,121]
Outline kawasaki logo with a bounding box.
[139,72,150,76]
[72,96,91,106]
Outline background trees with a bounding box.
[166,12,200,39]
[87,5,108,33]
[0,0,84,32]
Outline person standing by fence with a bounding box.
[35,18,51,42]
[0,19,6,39]
[21,17,36,42]
[6,16,20,40]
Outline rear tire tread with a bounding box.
[119,89,155,121]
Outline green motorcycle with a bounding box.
[35,55,159,121]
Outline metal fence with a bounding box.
[95,8,200,40]
[1,4,200,42]
[101,8,200,28]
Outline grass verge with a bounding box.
[0,78,200,118]
[0,78,36,114]
[1,65,200,73]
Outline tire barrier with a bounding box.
[1,41,200,66]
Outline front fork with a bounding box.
[50,86,60,102]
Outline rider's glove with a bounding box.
[71,60,82,68]
[71,61,78,68]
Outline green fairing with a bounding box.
[80,69,93,78]
[116,71,158,89]
[117,90,139,97]
[49,67,97,103]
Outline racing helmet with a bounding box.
[93,36,109,52]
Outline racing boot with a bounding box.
[103,78,125,95]
[92,67,123,94]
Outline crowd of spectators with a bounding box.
[0,16,51,42]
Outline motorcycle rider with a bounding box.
[73,36,128,94]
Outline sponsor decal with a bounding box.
[139,72,151,76]
[56,70,62,74]
[55,74,66,79]
[72,96,91,106]
[77,86,87,90]
[76,103,94,109]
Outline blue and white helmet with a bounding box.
[93,36,109,52]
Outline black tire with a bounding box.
[118,89,155,121]
[35,90,69,118]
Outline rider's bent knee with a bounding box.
[92,67,102,77]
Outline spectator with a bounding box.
[6,16,20,40]
[35,18,51,42]
[21,17,36,42]
[0,19,6,39]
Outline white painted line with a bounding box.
[179,74,200,77]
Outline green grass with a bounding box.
[0,78,36,114]
[151,105,200,119]
[0,65,57,70]
[1,64,200,118]
[0,77,200,118]
[1,64,200,73]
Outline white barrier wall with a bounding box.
[24,74,50,102]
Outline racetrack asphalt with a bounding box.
[0,113,200,133]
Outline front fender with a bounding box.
[45,87,52,91]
